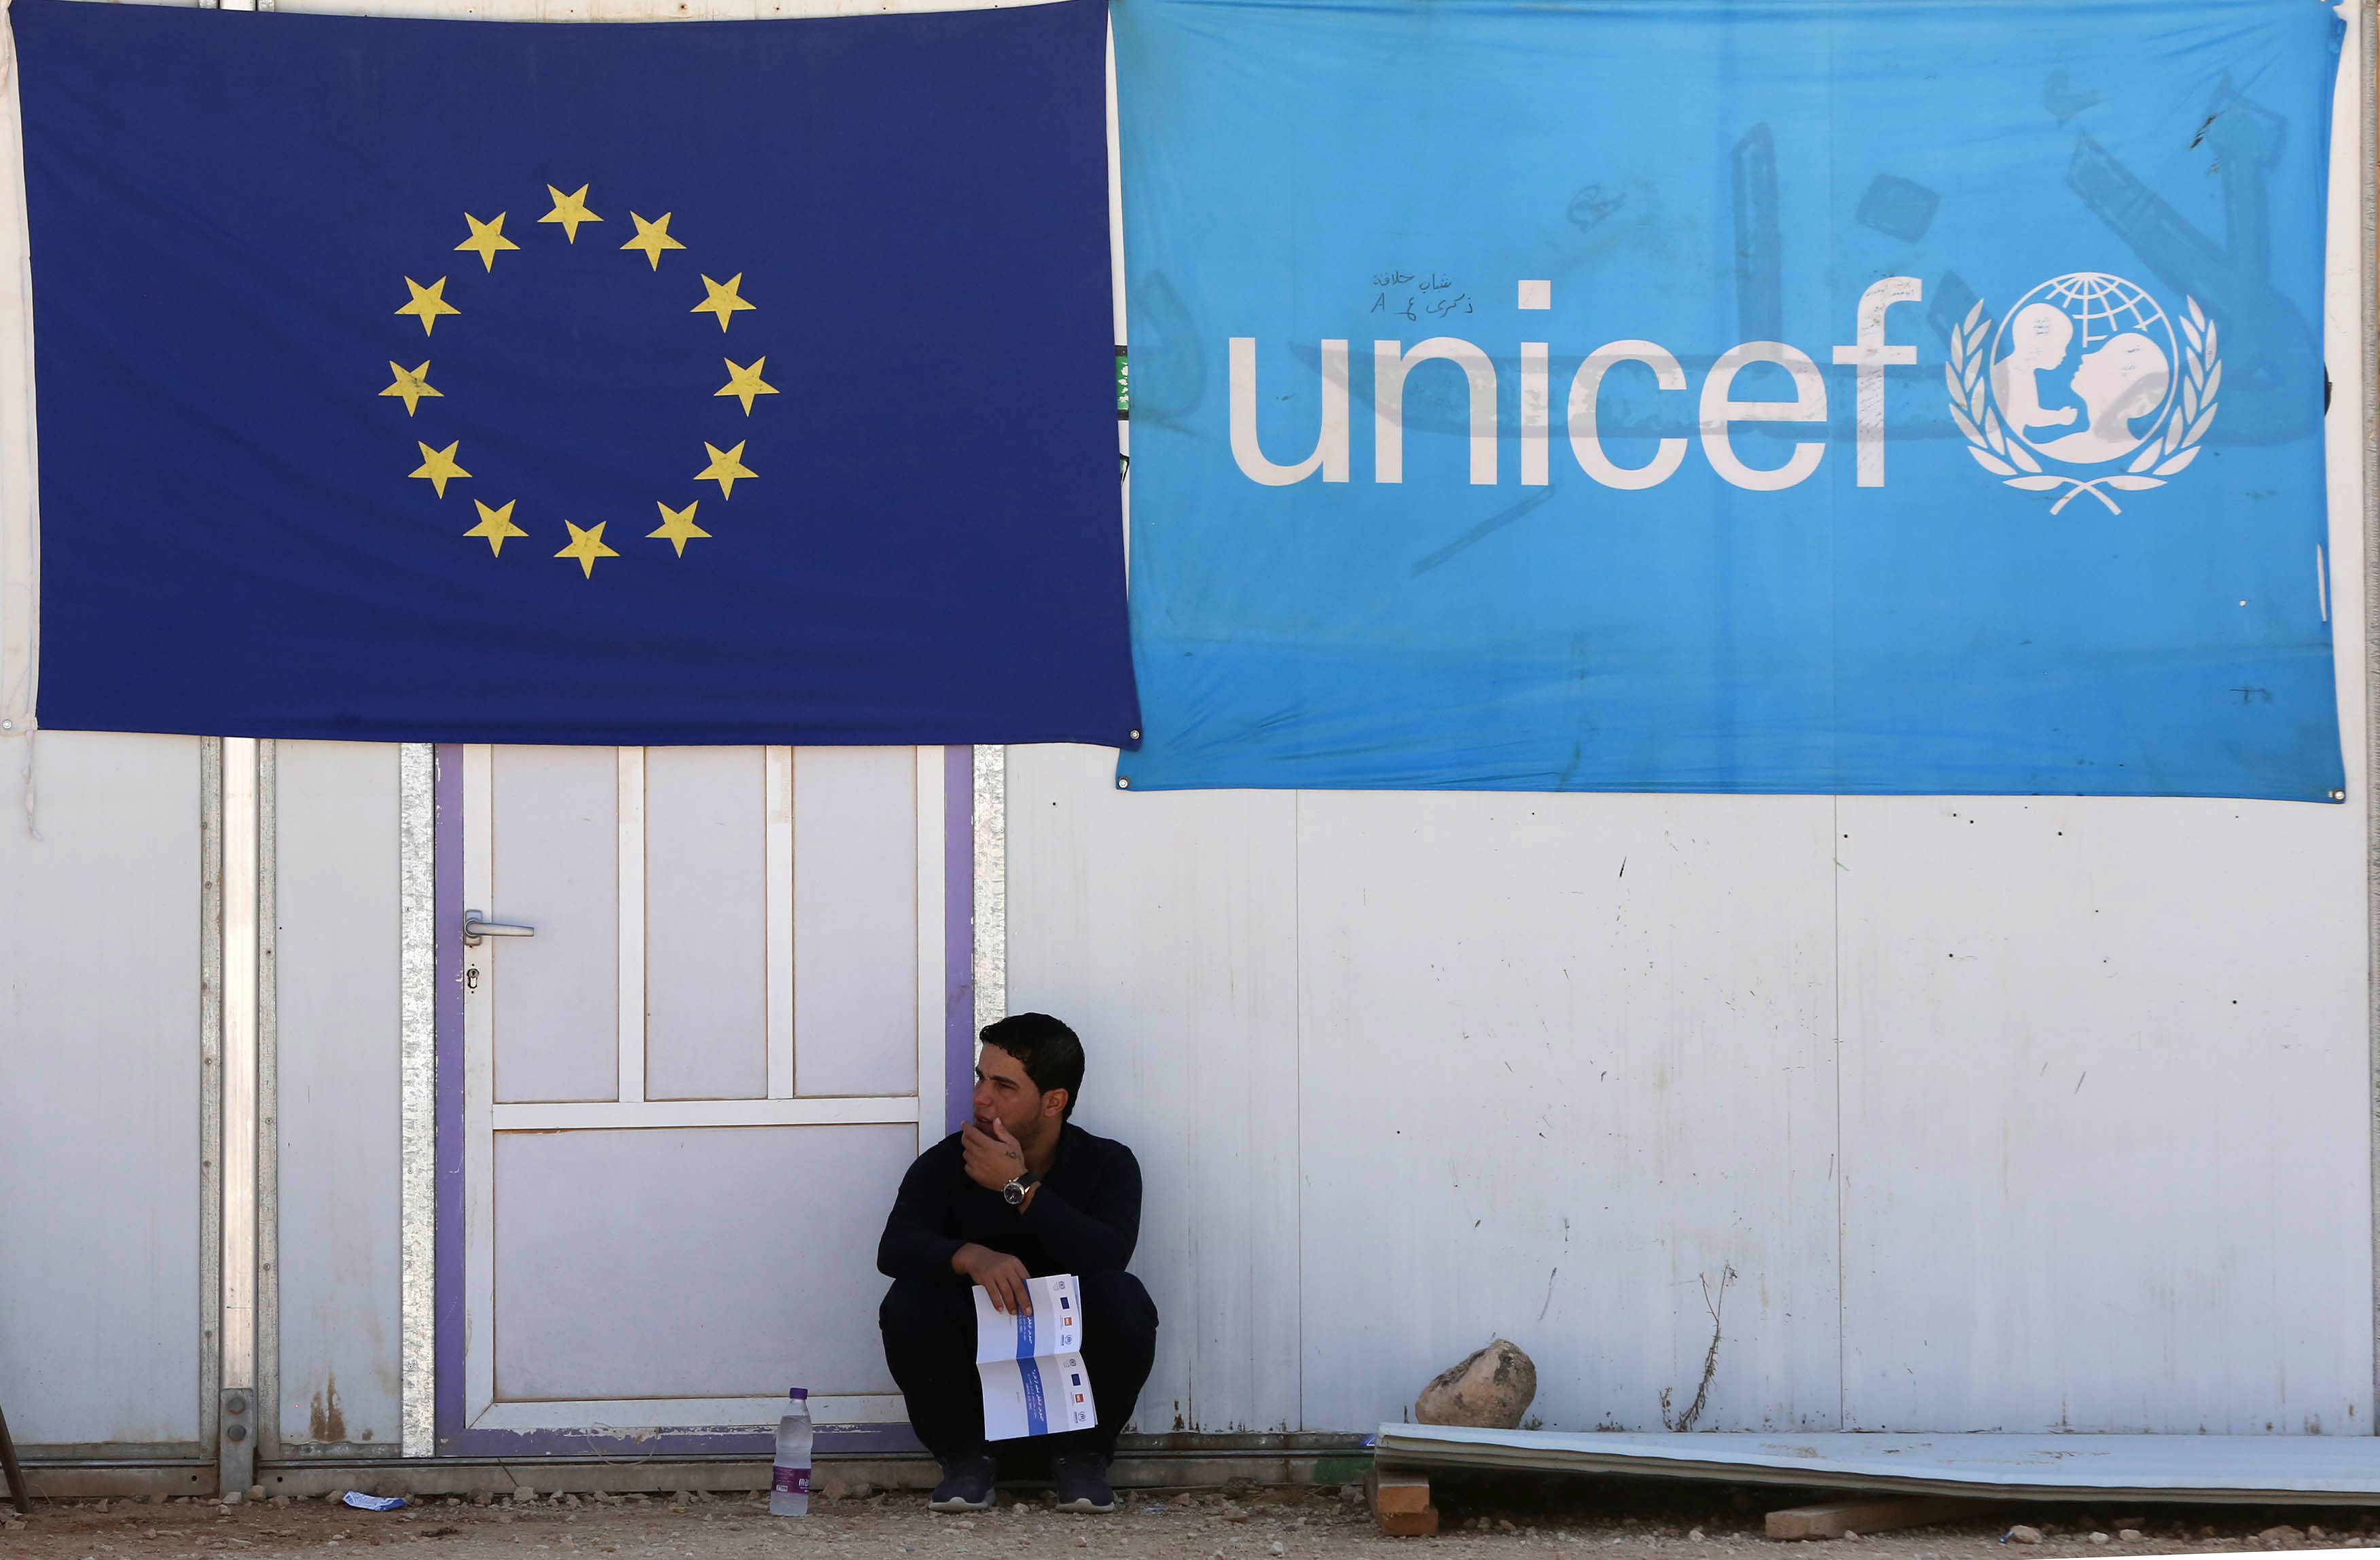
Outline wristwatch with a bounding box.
[1002,1169,1039,1206]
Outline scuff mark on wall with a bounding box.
[307,1375,347,1444]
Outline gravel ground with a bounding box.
[5,1481,2378,1560]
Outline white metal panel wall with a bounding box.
[1005,756,1846,1434]
[1294,792,1842,1434]
[274,740,404,1452]
[0,732,203,1449]
[1001,766,1303,1435]
[1010,739,2371,1437]
[1837,795,2370,1434]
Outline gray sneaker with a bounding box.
[927,1454,996,1513]
[1050,1455,1115,1514]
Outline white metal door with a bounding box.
[459,744,943,1436]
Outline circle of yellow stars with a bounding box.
[380,182,778,579]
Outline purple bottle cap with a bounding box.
[789,1387,808,1400]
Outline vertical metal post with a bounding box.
[198,740,224,1483]
[2360,0,2380,1436]
[219,736,258,1497]
[254,741,280,1462]
[398,743,437,1459]
[2358,0,2380,1437]
[971,744,1005,1042]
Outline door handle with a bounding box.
[463,909,536,946]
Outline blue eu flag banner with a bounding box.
[14,0,1136,746]
[1114,0,2346,799]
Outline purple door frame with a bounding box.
[433,744,977,1457]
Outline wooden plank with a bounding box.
[1369,1468,1438,1536]
[1766,1498,1978,1540]
[1367,1467,1432,1514]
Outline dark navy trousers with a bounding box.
[878,1269,1158,1464]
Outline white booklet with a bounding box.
[972,1272,1096,1440]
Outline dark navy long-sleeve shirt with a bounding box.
[876,1122,1142,1283]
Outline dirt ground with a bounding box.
[6,1478,2380,1560]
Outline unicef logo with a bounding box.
[1947,272,2219,514]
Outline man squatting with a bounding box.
[877,1013,1160,1514]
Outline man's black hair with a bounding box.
[980,1012,1085,1120]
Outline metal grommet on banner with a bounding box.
[1129,729,1141,741]
[1116,777,1130,789]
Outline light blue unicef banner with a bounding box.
[1113,0,2347,799]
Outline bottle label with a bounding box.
[771,1466,810,1497]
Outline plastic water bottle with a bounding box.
[769,1388,812,1517]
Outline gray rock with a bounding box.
[513,1487,538,1504]
[1413,1338,1538,1429]
[2007,1526,2044,1545]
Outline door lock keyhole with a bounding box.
[465,965,480,992]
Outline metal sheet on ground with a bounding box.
[1374,1426,2380,1501]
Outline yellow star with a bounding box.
[647,499,710,557]
[465,498,526,558]
[454,213,520,272]
[409,439,469,498]
[695,439,755,499]
[715,357,778,416]
[621,211,685,270]
[380,360,440,416]
[395,276,460,336]
[555,520,619,578]
[691,273,755,331]
[539,183,602,242]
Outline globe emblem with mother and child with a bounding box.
[1946,271,2220,515]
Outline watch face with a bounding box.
[1003,1180,1024,1205]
